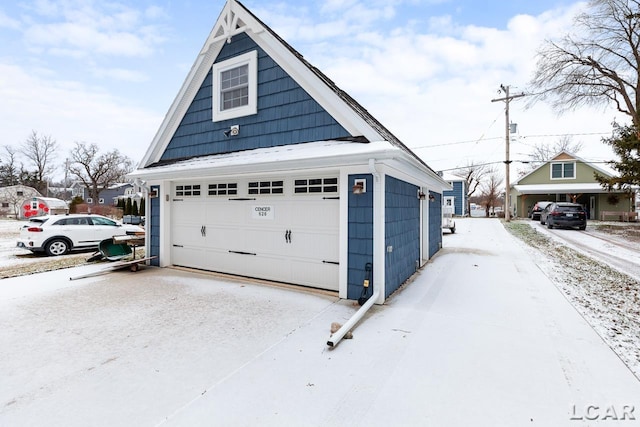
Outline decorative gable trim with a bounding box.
[137,0,443,187]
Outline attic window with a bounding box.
[212,50,257,122]
[551,162,575,179]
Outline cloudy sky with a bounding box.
[0,0,624,181]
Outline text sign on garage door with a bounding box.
[252,205,274,220]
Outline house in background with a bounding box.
[71,182,137,206]
[440,172,468,216]
[510,151,636,220]
[0,185,40,218]
[130,0,450,303]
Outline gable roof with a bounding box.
[136,0,439,181]
[513,150,614,185]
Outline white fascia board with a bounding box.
[513,183,614,194]
[383,158,452,192]
[129,141,401,182]
[382,150,451,191]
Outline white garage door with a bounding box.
[170,176,340,290]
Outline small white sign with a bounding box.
[252,205,274,220]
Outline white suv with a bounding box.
[17,214,145,256]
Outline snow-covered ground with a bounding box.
[504,219,640,383]
[0,219,90,276]
[1,218,639,426]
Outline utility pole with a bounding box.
[491,84,525,222]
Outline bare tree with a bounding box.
[69,142,134,204]
[528,0,640,131]
[20,130,58,195]
[479,168,503,217]
[0,145,19,186]
[523,135,585,172]
[452,162,490,215]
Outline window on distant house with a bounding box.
[16,191,23,196]
[98,198,105,204]
[212,50,258,122]
[551,162,575,179]
[87,198,93,204]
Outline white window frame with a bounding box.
[550,162,576,180]
[212,50,258,122]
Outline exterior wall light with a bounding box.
[352,179,366,194]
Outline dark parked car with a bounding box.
[540,202,587,230]
[530,201,552,220]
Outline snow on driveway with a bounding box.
[1,218,639,426]
[530,220,640,282]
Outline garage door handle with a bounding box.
[285,229,291,243]
[201,225,206,237]
[229,250,257,256]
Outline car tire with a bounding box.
[547,221,553,229]
[450,226,456,234]
[540,217,546,225]
[579,225,586,230]
[45,239,70,256]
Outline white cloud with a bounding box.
[0,9,20,29]
[280,1,617,171]
[0,63,160,174]
[19,1,167,58]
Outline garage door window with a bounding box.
[176,185,201,196]
[248,181,284,195]
[294,178,338,194]
[208,183,238,196]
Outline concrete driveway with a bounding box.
[1,219,639,426]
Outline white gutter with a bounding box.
[326,286,381,347]
[327,159,383,348]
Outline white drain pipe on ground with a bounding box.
[326,286,381,347]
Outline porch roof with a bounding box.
[513,183,618,194]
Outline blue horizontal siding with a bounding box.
[160,32,350,162]
[443,180,466,216]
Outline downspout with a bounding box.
[327,286,380,347]
[326,159,383,348]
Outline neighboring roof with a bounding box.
[514,150,614,185]
[136,0,445,187]
[36,197,68,208]
[440,172,466,182]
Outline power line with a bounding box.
[411,131,611,150]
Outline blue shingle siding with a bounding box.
[347,174,374,300]
[150,186,160,266]
[443,180,466,216]
[384,176,420,298]
[160,33,350,162]
[429,191,442,258]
